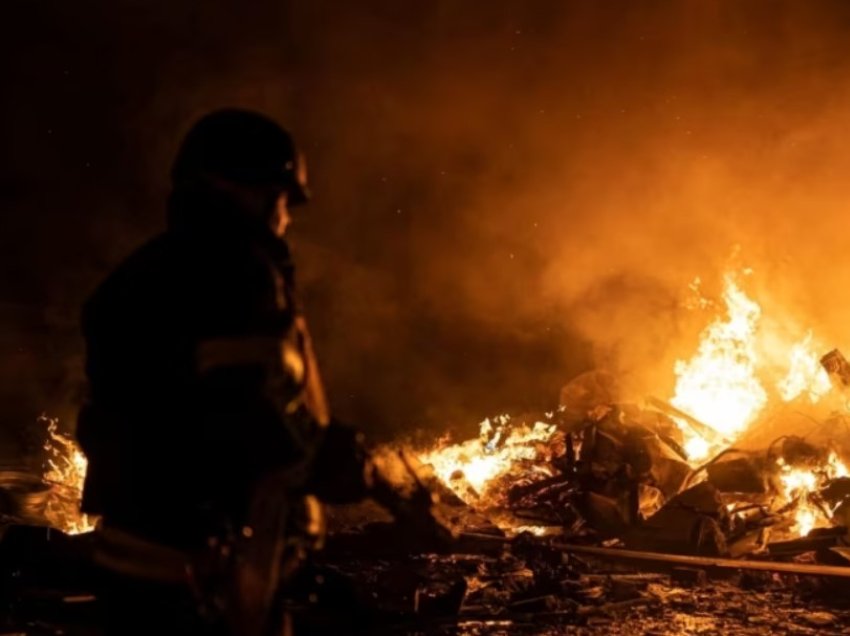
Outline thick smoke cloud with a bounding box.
[3,1,850,454]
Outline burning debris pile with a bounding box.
[415,402,850,560]
[413,269,850,561]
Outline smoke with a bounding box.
[4,1,850,445]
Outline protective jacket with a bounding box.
[77,186,368,551]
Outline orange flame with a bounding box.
[671,272,767,456]
[417,415,556,507]
[776,331,832,403]
[777,452,848,536]
[670,271,836,463]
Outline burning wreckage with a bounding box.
[326,271,850,632]
[409,273,850,558]
[6,270,850,633]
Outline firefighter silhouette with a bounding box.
[77,109,450,635]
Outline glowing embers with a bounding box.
[41,416,97,535]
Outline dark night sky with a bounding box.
[4,1,850,456]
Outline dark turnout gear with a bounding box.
[77,110,449,635]
[77,192,376,633]
[77,199,341,547]
[78,222,388,517]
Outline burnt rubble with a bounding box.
[412,368,850,563]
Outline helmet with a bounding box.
[171,109,309,206]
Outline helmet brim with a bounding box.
[289,182,310,207]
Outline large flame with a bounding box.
[670,272,835,462]
[671,272,768,451]
[665,269,848,536]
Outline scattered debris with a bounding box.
[670,567,706,588]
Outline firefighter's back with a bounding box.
[78,222,301,549]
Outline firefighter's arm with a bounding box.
[305,420,372,504]
[308,421,456,542]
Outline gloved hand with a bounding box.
[395,503,457,551]
[377,454,458,551]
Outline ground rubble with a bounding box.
[306,517,850,635]
[1,519,850,635]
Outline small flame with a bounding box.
[42,417,97,535]
[777,452,848,536]
[776,331,832,403]
[512,525,549,537]
[780,468,818,492]
[795,508,817,538]
[682,434,711,462]
[417,416,556,507]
